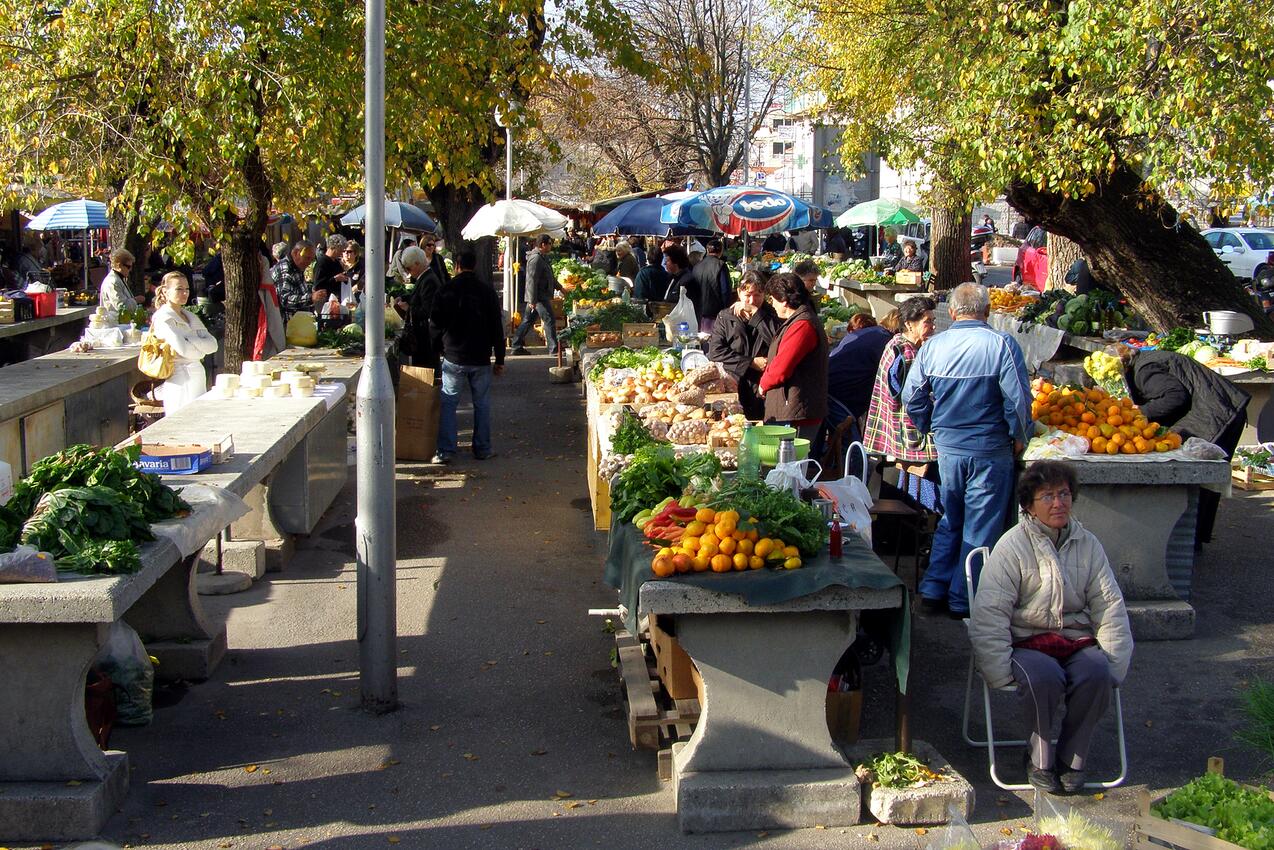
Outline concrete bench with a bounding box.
[639,581,903,833]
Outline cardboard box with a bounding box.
[895,270,924,287]
[650,616,698,700]
[134,444,215,475]
[396,365,440,460]
[622,322,659,348]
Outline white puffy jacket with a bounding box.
[970,515,1133,689]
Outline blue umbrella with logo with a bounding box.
[592,197,715,238]
[659,186,833,237]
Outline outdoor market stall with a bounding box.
[0,304,94,364]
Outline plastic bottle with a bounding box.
[737,423,759,480]
[675,321,691,352]
[829,515,843,558]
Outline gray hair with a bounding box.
[291,239,313,255]
[110,248,134,269]
[272,241,290,261]
[399,245,427,270]
[614,240,631,256]
[326,234,348,251]
[948,282,990,318]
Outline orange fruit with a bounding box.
[732,553,749,570]
[718,537,737,556]
[737,539,754,556]
[700,532,718,549]
[672,554,693,573]
[1091,436,1107,453]
[695,508,716,524]
[1081,411,1096,424]
[1120,441,1137,454]
[652,555,675,577]
[747,529,758,541]
[713,522,733,540]
[1105,441,1120,455]
[1155,441,1171,452]
[731,529,746,541]
[748,556,765,569]
[710,554,732,573]
[783,545,800,559]
[684,520,706,537]
[692,556,710,572]
[682,536,699,552]
[1142,426,1158,439]
[1108,414,1123,427]
[1133,437,1148,453]
[755,539,775,558]
[1111,433,1126,446]
[1107,405,1121,418]
[1049,412,1064,425]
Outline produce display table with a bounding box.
[0,343,142,475]
[605,523,907,832]
[0,306,94,365]
[1057,456,1231,640]
[833,278,923,320]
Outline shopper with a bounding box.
[429,250,505,464]
[904,283,1031,617]
[402,244,444,368]
[311,234,347,303]
[827,313,892,425]
[271,240,316,321]
[151,272,218,414]
[759,272,829,438]
[511,234,563,355]
[688,238,727,330]
[970,460,1132,794]
[100,249,139,316]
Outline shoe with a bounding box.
[1024,751,1061,793]
[918,596,947,616]
[474,451,496,460]
[430,453,453,465]
[510,347,531,356]
[1058,767,1086,793]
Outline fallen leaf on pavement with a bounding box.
[530,749,547,756]
[388,836,400,844]
[1001,828,1014,836]
[866,833,879,842]
[915,828,928,835]
[553,790,573,799]
[565,801,583,809]
[244,765,258,773]
[1094,792,1106,800]
[463,753,479,761]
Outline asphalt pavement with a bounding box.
[40,352,1274,850]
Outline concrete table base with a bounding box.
[124,553,227,682]
[0,751,129,843]
[673,756,862,832]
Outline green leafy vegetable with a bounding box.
[1238,679,1274,764]
[1156,327,1196,352]
[1155,772,1274,850]
[587,345,666,384]
[11,444,189,523]
[708,477,828,557]
[611,410,656,455]
[610,445,721,523]
[859,751,944,788]
[20,486,153,574]
[590,302,650,331]
[1247,355,1268,371]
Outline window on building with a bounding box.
[772,142,785,155]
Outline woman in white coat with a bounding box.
[99,249,139,318]
[151,271,218,414]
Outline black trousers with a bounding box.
[1197,414,1247,544]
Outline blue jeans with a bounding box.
[920,451,1015,612]
[512,299,558,353]
[437,359,493,457]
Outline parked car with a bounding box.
[1012,225,1049,291]
[1201,228,1274,285]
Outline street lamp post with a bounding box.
[495,109,514,317]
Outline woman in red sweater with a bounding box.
[759,272,829,439]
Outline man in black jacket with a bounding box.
[428,250,506,463]
[310,234,347,304]
[511,234,562,355]
[402,244,443,369]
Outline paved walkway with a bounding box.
[50,354,1274,849]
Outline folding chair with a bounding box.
[960,547,1128,791]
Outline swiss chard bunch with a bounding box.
[610,446,721,524]
[11,444,189,522]
[20,486,154,574]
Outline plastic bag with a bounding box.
[94,621,154,727]
[764,458,822,496]
[923,803,981,850]
[818,474,874,545]
[285,311,318,347]
[0,545,57,583]
[1180,437,1228,460]
[661,289,697,342]
[1034,792,1124,850]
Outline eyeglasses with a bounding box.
[421,241,437,248]
[1034,490,1072,504]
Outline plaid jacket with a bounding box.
[862,334,937,462]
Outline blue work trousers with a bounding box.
[437,359,493,457]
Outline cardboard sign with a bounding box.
[135,444,214,475]
[395,366,440,461]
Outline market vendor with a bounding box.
[151,271,219,414]
[889,241,925,275]
[1110,345,1250,546]
[758,272,829,439]
[970,460,1132,795]
[100,249,140,317]
[707,270,775,419]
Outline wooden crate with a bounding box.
[587,332,622,349]
[1133,758,1271,850]
[1232,465,1274,491]
[615,629,700,751]
[622,322,659,348]
[649,616,698,700]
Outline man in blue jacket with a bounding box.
[904,283,1031,617]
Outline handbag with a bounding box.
[138,331,174,380]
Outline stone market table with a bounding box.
[833,277,924,320]
[0,306,94,365]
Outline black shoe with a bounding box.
[430,453,453,465]
[511,347,531,356]
[1058,767,1086,793]
[1025,751,1061,793]
[918,596,947,616]
[474,451,496,461]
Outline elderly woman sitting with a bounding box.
[969,460,1133,794]
[890,241,925,274]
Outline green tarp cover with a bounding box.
[603,520,911,692]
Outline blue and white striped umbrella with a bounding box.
[25,199,110,231]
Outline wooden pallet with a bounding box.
[615,629,700,751]
[1232,465,1274,491]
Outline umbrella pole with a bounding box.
[83,228,89,291]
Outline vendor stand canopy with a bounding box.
[25,198,110,290]
[460,199,568,240]
[835,197,921,228]
[339,199,437,233]
[592,196,715,238]
[660,185,833,237]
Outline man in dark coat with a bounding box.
[428,250,505,464]
[687,239,726,330]
[707,272,775,419]
[310,234,347,304]
[511,234,562,355]
[403,244,444,368]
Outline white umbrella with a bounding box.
[461,199,568,240]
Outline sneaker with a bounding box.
[474,451,496,461]
[1024,750,1061,794]
[1058,767,1086,793]
[510,347,531,356]
[430,453,453,465]
[917,596,947,616]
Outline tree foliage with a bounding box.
[794,0,1274,333]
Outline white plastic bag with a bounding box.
[1180,436,1228,460]
[764,458,822,497]
[818,467,875,545]
[94,621,154,727]
[662,289,697,341]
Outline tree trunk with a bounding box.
[929,185,972,292]
[1006,163,1274,338]
[1046,233,1084,291]
[220,149,272,374]
[105,187,150,292]
[426,181,496,283]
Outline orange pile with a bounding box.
[650,507,802,576]
[1030,378,1182,455]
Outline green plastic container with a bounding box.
[758,437,810,466]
